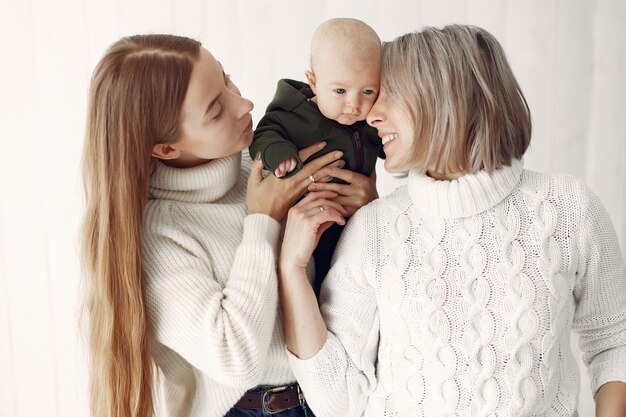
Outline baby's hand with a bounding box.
[274,157,298,178]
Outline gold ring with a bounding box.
[308,175,316,183]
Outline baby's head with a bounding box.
[305,18,381,126]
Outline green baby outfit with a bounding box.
[251,79,383,178]
[250,78,383,295]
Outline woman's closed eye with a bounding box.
[210,73,231,121]
[212,102,224,121]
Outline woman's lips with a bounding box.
[244,119,253,132]
[380,133,398,145]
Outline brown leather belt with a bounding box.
[233,383,306,414]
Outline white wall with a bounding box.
[1,1,624,416]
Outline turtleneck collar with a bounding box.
[149,153,242,203]
[407,159,523,219]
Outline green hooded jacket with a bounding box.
[250,79,384,178]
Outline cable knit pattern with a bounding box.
[459,215,497,417]
[288,160,626,417]
[143,152,295,417]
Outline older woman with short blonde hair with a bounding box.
[279,25,626,417]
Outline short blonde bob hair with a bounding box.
[382,25,531,174]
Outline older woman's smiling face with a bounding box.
[366,88,417,173]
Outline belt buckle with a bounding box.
[261,384,305,414]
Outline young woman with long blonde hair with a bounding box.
[278,25,626,416]
[80,34,372,417]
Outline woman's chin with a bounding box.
[384,159,406,174]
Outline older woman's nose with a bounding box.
[366,103,384,126]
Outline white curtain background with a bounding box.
[1,0,624,416]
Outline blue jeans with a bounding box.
[224,403,314,417]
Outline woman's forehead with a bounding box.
[183,48,223,114]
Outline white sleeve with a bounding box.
[143,212,281,389]
[288,207,380,417]
[572,183,626,395]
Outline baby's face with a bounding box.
[310,54,380,125]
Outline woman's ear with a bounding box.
[151,143,181,160]
[305,70,317,92]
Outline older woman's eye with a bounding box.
[333,88,346,94]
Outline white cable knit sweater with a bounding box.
[142,152,295,417]
[289,159,626,417]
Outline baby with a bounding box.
[251,18,383,178]
[250,18,383,296]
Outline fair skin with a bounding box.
[369,88,463,179]
[151,48,255,167]
[150,47,348,221]
[596,381,626,416]
[279,87,626,413]
[307,169,377,218]
[278,189,344,357]
[153,47,378,219]
[305,52,379,126]
[278,87,473,358]
[273,49,381,215]
[274,48,380,179]
[367,89,417,174]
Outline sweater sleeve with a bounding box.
[572,183,626,395]
[143,212,281,389]
[250,112,303,177]
[288,207,380,417]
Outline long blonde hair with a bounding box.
[81,34,200,417]
[382,25,532,174]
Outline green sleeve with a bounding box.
[251,112,304,177]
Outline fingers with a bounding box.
[300,205,346,227]
[307,159,345,185]
[296,190,339,206]
[328,196,358,208]
[304,199,348,217]
[299,141,326,163]
[288,155,344,196]
[306,168,369,194]
[295,191,348,216]
[248,152,265,186]
[304,169,378,218]
[299,150,344,178]
[316,221,335,237]
[307,181,349,195]
[319,167,361,184]
[275,158,298,178]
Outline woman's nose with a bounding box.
[244,97,254,112]
[366,104,383,126]
[237,95,254,117]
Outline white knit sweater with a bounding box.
[289,159,626,417]
[142,152,295,417]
